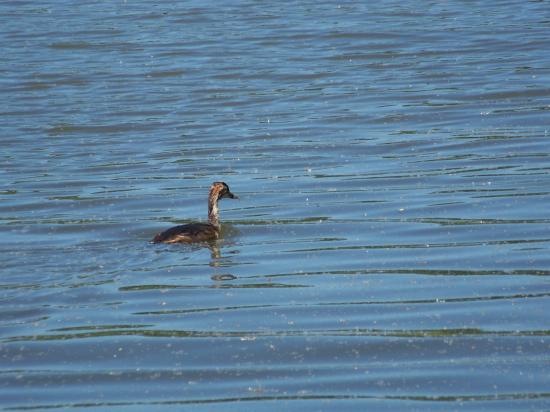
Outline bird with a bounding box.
[151,182,238,244]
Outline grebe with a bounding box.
[151,182,238,244]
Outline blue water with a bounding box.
[1,1,550,411]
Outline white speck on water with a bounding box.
[240,336,256,341]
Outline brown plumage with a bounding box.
[151,182,238,244]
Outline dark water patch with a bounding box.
[6,327,550,343]
[118,283,308,292]
[3,395,550,412]
[47,42,96,50]
[287,238,550,253]
[46,123,159,136]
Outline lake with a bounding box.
[1,1,549,411]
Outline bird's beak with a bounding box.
[226,191,238,199]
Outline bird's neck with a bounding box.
[208,195,220,229]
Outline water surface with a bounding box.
[1,1,550,411]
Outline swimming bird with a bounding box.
[151,182,238,244]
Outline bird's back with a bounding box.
[151,223,219,243]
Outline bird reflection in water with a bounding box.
[207,230,239,282]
